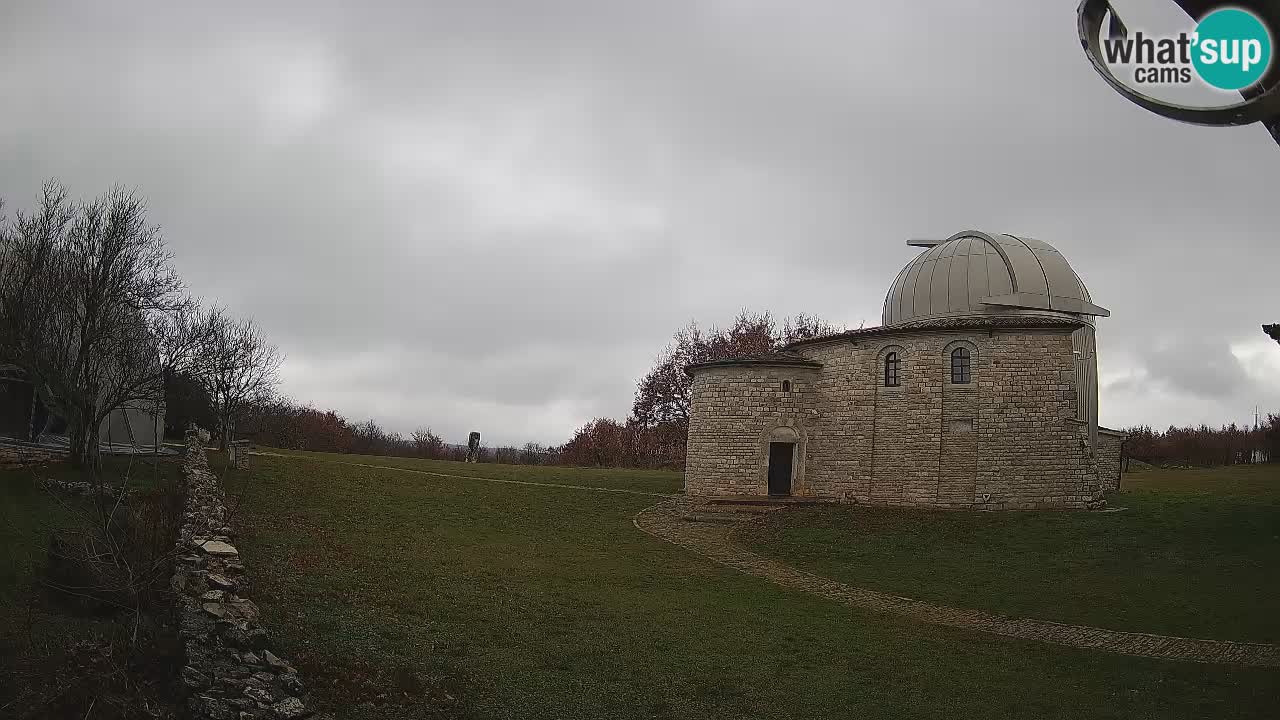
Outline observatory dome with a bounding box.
[882,230,1108,327]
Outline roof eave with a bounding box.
[783,316,1088,350]
[684,358,824,376]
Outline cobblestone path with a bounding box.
[634,500,1280,668]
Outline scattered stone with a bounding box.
[245,681,276,696]
[218,676,247,692]
[244,686,274,705]
[182,666,211,690]
[222,623,270,650]
[199,697,238,720]
[242,651,262,665]
[203,602,229,619]
[40,478,130,498]
[270,697,311,720]
[228,598,260,620]
[262,650,289,671]
[207,573,236,591]
[185,639,210,661]
[278,672,304,695]
[201,540,239,556]
[202,590,227,602]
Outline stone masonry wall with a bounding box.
[171,428,317,720]
[684,367,819,497]
[686,327,1105,509]
[1097,428,1126,492]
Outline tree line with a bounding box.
[228,397,561,465]
[560,311,843,468]
[0,186,381,462]
[0,181,282,473]
[1120,418,1279,468]
[177,309,842,470]
[213,312,1280,469]
[9,180,1273,473]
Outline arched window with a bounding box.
[951,347,972,384]
[781,380,791,393]
[883,352,900,387]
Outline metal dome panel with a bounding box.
[882,230,1109,327]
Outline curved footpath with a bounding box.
[246,452,1277,668]
[634,500,1280,668]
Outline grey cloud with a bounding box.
[3,0,1279,444]
[1141,340,1250,398]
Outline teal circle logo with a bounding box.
[1191,8,1273,91]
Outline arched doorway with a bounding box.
[767,426,798,496]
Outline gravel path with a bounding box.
[634,500,1280,668]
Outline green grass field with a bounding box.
[223,451,1280,719]
[741,464,1280,643]
[250,447,683,494]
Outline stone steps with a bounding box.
[681,496,816,524]
[682,512,744,524]
[704,495,825,507]
[697,503,776,515]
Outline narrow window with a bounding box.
[884,352,900,387]
[951,347,972,384]
[781,380,791,393]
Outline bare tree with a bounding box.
[627,311,842,468]
[197,310,282,450]
[632,310,841,431]
[520,442,546,465]
[0,181,204,472]
[412,425,444,458]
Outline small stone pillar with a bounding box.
[465,431,481,463]
[229,440,251,470]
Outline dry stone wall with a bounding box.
[1097,428,1126,491]
[172,428,317,720]
[41,477,131,498]
[0,443,59,469]
[686,327,1111,510]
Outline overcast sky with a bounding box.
[3,0,1278,445]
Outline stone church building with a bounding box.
[685,230,1125,510]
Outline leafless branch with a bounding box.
[0,180,198,473]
